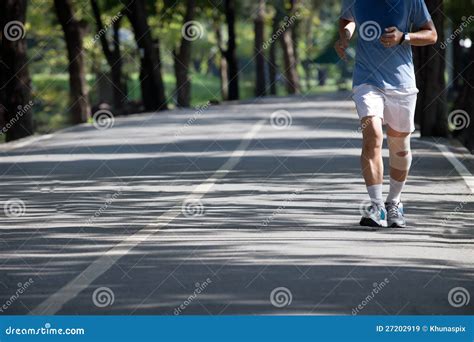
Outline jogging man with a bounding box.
[335,0,437,227]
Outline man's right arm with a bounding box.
[335,19,356,61]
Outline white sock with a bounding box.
[386,177,405,204]
[367,184,384,206]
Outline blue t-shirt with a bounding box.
[341,0,432,89]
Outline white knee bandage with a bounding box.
[387,135,412,171]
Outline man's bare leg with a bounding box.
[361,116,384,207]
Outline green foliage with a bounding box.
[18,0,376,136]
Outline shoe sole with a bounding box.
[360,217,387,228]
[389,222,406,228]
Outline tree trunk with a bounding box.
[54,0,91,124]
[111,18,127,113]
[220,57,229,101]
[0,57,4,135]
[0,0,34,141]
[224,0,239,101]
[174,0,197,107]
[413,0,447,137]
[278,4,300,95]
[268,13,279,95]
[90,0,127,113]
[452,34,463,94]
[280,29,300,94]
[216,25,229,101]
[303,60,312,91]
[290,0,300,66]
[303,9,315,91]
[454,46,474,152]
[0,16,6,135]
[254,0,267,97]
[125,0,167,112]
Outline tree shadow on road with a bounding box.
[0,99,472,315]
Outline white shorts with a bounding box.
[352,84,419,133]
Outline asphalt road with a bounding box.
[0,94,473,315]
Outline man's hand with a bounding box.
[335,28,351,60]
[335,37,350,61]
[380,27,404,48]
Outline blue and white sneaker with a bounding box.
[360,203,387,228]
[386,202,406,228]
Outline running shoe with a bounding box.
[360,203,387,228]
[386,202,406,228]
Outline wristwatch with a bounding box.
[400,32,411,46]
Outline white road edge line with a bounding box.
[1,120,89,151]
[31,119,266,315]
[2,134,54,150]
[416,139,474,193]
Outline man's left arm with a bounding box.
[381,21,438,48]
[404,21,438,46]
